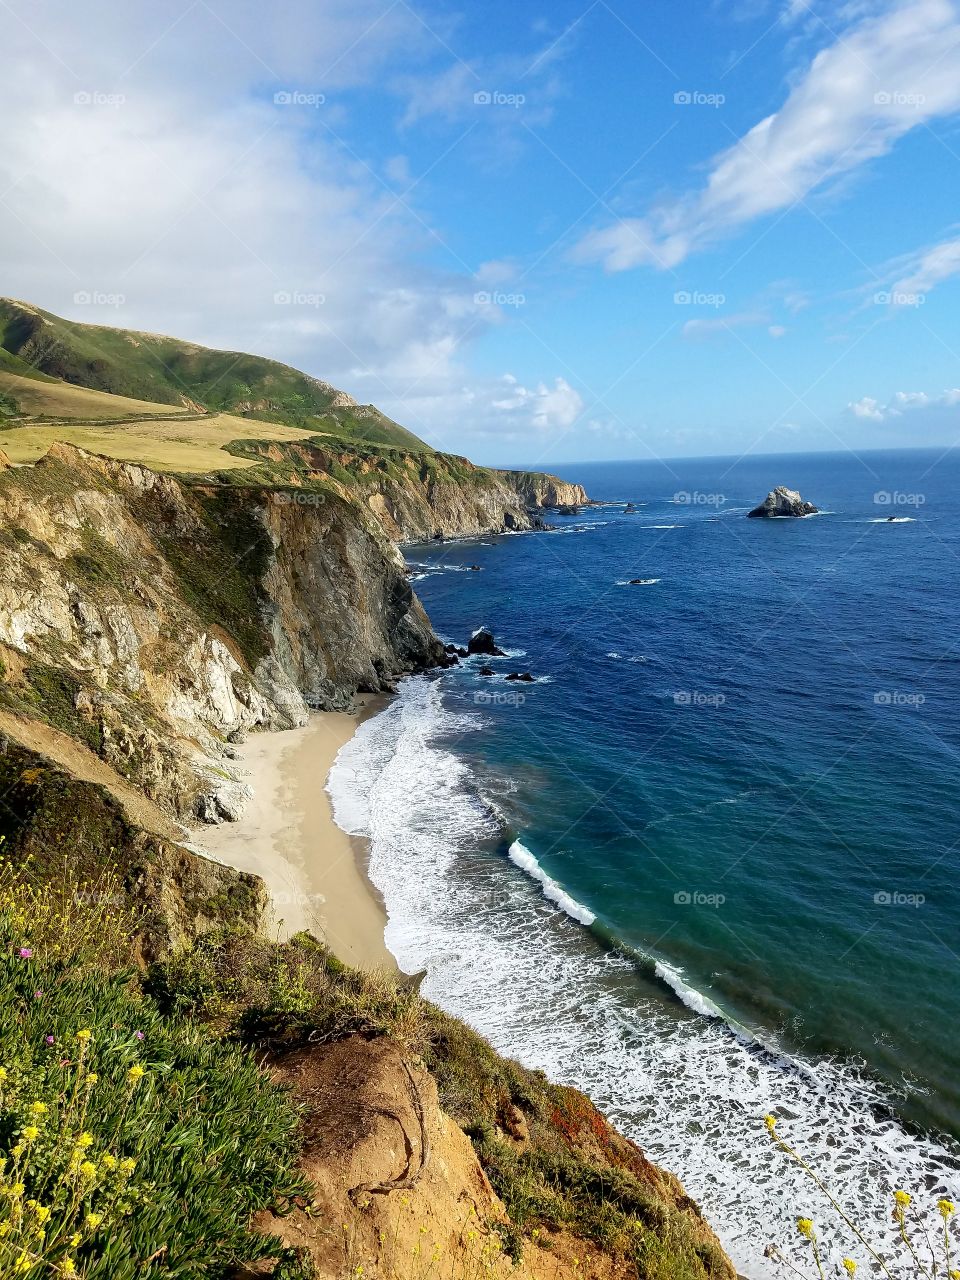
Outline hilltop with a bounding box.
[0,297,429,451]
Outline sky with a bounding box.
[3,0,960,466]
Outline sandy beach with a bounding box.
[194,702,395,971]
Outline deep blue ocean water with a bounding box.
[329,449,960,1276]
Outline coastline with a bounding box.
[192,697,395,972]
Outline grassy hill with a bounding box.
[0,298,430,451]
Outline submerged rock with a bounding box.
[747,486,819,518]
[505,671,535,682]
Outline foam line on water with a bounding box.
[508,840,596,926]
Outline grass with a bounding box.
[147,930,731,1280]
[0,665,105,758]
[0,863,308,1278]
[0,299,429,451]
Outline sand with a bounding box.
[192,703,395,972]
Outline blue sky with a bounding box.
[4,0,960,464]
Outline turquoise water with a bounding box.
[329,449,960,1275]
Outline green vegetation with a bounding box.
[0,665,104,757]
[0,300,429,451]
[0,864,307,1278]
[149,929,730,1280]
[154,490,274,669]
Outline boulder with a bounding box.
[505,672,535,682]
[444,643,468,657]
[747,486,819,518]
[468,564,482,571]
[477,665,496,676]
[467,627,505,657]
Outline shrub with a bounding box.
[0,869,308,1278]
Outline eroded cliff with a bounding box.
[0,443,443,824]
[220,438,589,540]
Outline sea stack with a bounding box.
[747,486,819,518]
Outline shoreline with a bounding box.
[192,696,396,971]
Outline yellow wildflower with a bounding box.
[894,1190,912,1209]
[764,1114,777,1132]
[13,1253,31,1274]
[28,1102,46,1117]
[75,1029,91,1042]
[118,1157,135,1175]
[79,1161,97,1180]
[22,1126,39,1143]
[939,1199,955,1220]
[69,1234,80,1248]
[127,1064,145,1083]
[0,1067,7,1083]
[62,1261,77,1276]
[85,1212,103,1230]
[0,1223,9,1238]
[842,1260,857,1275]
[74,1132,93,1150]
[797,1218,814,1239]
[85,1073,98,1086]
[101,1153,117,1171]
[31,1204,50,1224]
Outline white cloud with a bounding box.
[885,232,960,299]
[0,0,577,456]
[493,375,584,430]
[848,387,960,419]
[575,0,960,272]
[849,395,887,419]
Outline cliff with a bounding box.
[0,443,444,824]
[220,438,589,540]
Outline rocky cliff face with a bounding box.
[221,439,589,540]
[0,444,443,824]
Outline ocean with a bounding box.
[328,448,960,1277]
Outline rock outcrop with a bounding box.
[467,627,505,657]
[0,444,444,823]
[748,486,819,518]
[222,439,589,541]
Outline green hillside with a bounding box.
[0,298,430,451]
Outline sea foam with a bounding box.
[327,676,960,1280]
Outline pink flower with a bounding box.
[45,1036,55,1045]
[134,1031,144,1041]
[34,991,43,1000]
[18,948,32,959]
